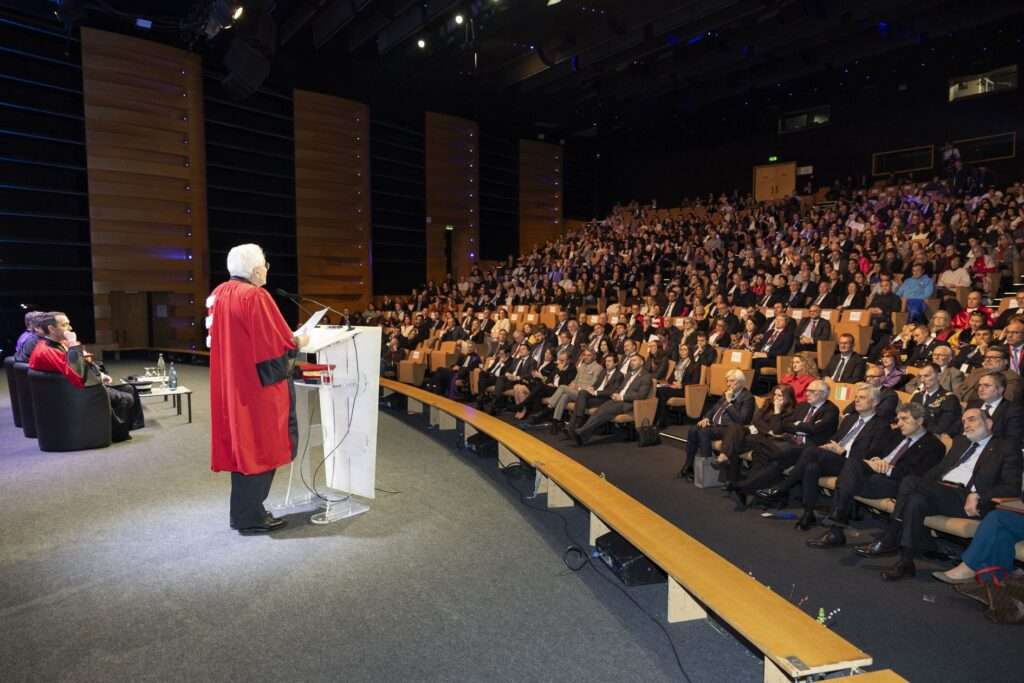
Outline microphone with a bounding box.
[274,288,316,318]
[275,289,353,332]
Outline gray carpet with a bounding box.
[0,362,760,683]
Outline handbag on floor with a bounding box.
[637,419,661,447]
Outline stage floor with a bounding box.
[0,363,760,682]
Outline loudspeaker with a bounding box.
[221,38,270,99]
[595,531,666,586]
[466,432,497,458]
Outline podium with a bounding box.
[272,325,382,524]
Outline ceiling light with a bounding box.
[232,6,244,21]
[547,0,562,6]
[454,14,464,25]
[417,38,426,48]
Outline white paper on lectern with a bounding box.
[294,308,328,339]
[300,326,359,353]
[314,326,381,500]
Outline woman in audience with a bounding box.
[653,342,701,428]
[645,339,671,383]
[514,348,572,423]
[878,345,907,389]
[732,318,762,351]
[715,384,797,487]
[836,281,866,310]
[490,308,511,340]
[780,352,818,403]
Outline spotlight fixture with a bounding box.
[454,13,464,25]
[417,38,426,48]
[232,5,244,21]
[203,1,245,39]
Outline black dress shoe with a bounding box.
[881,560,917,581]
[806,527,847,548]
[731,490,749,511]
[678,464,694,481]
[794,510,817,531]
[548,421,563,436]
[855,540,900,558]
[237,517,287,535]
[755,487,782,500]
[567,426,584,447]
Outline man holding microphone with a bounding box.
[207,244,309,535]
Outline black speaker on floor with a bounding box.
[595,531,666,586]
[466,432,497,458]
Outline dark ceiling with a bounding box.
[6,0,1024,137]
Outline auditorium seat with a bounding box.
[4,356,21,428]
[398,350,428,386]
[28,369,112,452]
[13,362,36,438]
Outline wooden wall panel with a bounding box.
[81,28,208,348]
[294,90,371,314]
[425,113,479,283]
[519,140,564,255]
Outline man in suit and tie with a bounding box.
[662,289,683,319]
[731,381,840,508]
[555,330,578,364]
[958,346,1024,403]
[475,348,511,407]
[546,348,602,430]
[858,408,1023,580]
[681,369,755,479]
[823,334,867,383]
[569,353,624,430]
[785,280,808,309]
[809,281,837,309]
[807,402,946,548]
[794,304,832,353]
[565,319,585,349]
[616,339,639,375]
[570,355,653,446]
[909,363,963,436]
[751,315,795,391]
[691,332,717,367]
[488,344,537,414]
[552,310,571,337]
[757,284,780,309]
[1000,318,1024,375]
[954,326,991,374]
[967,371,1024,444]
[755,384,892,529]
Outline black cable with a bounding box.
[496,466,694,683]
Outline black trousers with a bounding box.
[884,476,970,553]
[773,447,848,510]
[829,459,901,524]
[107,384,143,442]
[684,425,727,469]
[476,373,499,402]
[230,469,276,529]
[735,442,804,494]
[573,392,611,425]
[654,386,685,427]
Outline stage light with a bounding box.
[232,6,244,21]
[417,38,426,48]
[547,0,562,6]
[454,14,464,25]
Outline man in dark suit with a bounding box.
[691,333,717,366]
[751,316,795,391]
[958,346,1024,403]
[785,280,807,309]
[844,365,898,422]
[569,353,623,429]
[823,334,867,383]
[858,408,1023,580]
[662,290,684,319]
[967,371,1024,444]
[681,368,755,479]
[909,363,962,436]
[489,344,537,414]
[905,324,941,367]
[475,348,511,407]
[794,305,832,353]
[571,355,653,446]
[756,383,892,528]
[808,281,837,309]
[866,274,902,335]
[731,381,840,507]
[807,402,945,548]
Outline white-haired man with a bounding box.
[682,368,754,479]
[207,244,309,535]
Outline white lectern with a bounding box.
[273,325,381,524]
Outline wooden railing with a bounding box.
[381,378,895,682]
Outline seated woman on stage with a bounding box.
[714,384,797,487]
[780,352,818,403]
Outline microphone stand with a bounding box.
[301,294,354,332]
[274,288,317,319]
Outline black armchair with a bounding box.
[28,369,112,452]
[4,356,21,428]
[14,362,36,438]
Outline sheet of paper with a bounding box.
[295,308,328,338]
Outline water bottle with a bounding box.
[156,353,166,378]
[168,363,178,390]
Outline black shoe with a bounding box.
[806,527,847,548]
[237,517,287,535]
[731,490,749,511]
[881,559,917,581]
[855,540,900,558]
[755,487,782,500]
[794,510,817,531]
[566,426,584,447]
[678,464,694,481]
[548,421,563,436]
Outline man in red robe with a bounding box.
[208,244,308,535]
[28,311,142,442]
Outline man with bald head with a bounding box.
[858,407,1022,581]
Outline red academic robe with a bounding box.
[208,279,297,475]
[29,339,88,387]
